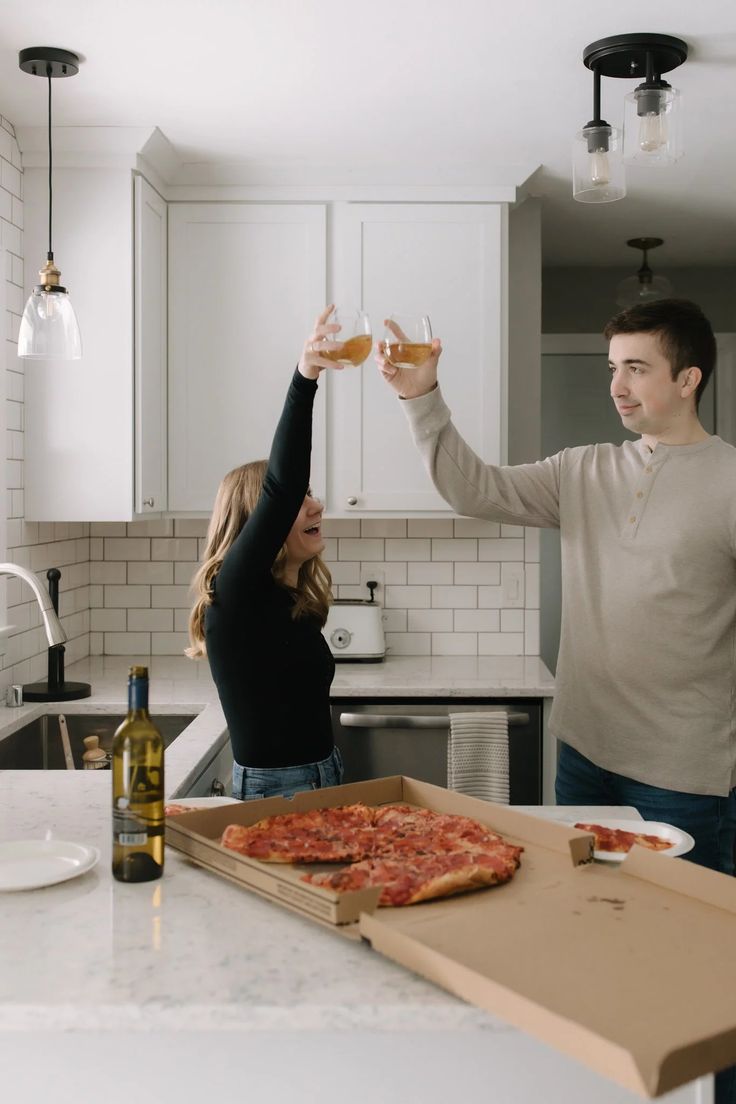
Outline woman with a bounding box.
[187,307,344,800]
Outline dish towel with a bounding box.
[447,711,510,804]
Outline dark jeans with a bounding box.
[556,741,736,1104]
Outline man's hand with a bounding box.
[374,318,442,399]
[298,305,343,380]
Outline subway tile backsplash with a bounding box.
[82,517,540,659]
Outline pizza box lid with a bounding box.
[165,776,736,1097]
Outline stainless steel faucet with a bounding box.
[0,562,67,647]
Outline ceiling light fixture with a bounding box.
[573,33,688,204]
[615,238,673,308]
[17,47,82,360]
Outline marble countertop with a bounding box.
[329,654,554,697]
[0,650,555,1034]
[0,762,636,1033]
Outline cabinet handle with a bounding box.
[143,497,155,508]
[347,496,358,506]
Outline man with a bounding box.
[377,299,736,876]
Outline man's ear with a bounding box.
[680,366,702,399]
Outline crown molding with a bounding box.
[15,124,539,200]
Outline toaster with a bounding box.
[322,598,386,662]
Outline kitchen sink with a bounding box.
[0,712,197,770]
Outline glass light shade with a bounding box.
[623,86,682,166]
[572,125,626,204]
[615,272,674,309]
[18,286,82,360]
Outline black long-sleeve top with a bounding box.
[204,369,335,768]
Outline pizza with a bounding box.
[574,822,673,853]
[303,843,522,906]
[220,801,523,906]
[220,803,376,864]
[165,803,197,816]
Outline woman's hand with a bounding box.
[298,305,343,380]
[374,318,442,399]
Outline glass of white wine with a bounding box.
[320,306,372,367]
[382,314,433,369]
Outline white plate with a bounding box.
[568,818,695,863]
[0,839,100,891]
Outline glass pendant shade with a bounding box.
[17,46,82,361]
[18,286,82,360]
[615,271,673,309]
[572,124,626,203]
[623,85,682,166]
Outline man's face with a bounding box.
[608,331,697,437]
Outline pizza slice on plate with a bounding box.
[574,822,672,853]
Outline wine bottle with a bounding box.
[112,665,164,882]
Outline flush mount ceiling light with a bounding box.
[615,238,674,308]
[17,46,82,360]
[573,33,688,204]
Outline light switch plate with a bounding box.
[501,563,525,608]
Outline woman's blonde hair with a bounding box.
[186,460,332,659]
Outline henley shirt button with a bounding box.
[645,466,653,473]
[636,491,643,499]
[629,516,636,523]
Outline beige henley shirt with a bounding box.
[402,386,736,796]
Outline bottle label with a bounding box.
[114,783,163,847]
[128,676,149,712]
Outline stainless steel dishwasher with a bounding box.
[331,698,542,804]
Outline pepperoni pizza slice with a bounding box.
[574,822,673,854]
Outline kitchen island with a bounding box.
[0,656,712,1102]
[0,774,710,1104]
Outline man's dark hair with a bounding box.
[603,298,716,408]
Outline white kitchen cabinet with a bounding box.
[328,203,506,513]
[168,199,510,517]
[167,203,327,512]
[23,166,167,521]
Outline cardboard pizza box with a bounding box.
[164,776,736,1099]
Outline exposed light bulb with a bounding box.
[40,292,56,321]
[638,111,668,152]
[589,150,610,186]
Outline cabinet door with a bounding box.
[168,204,327,512]
[134,176,167,514]
[328,203,506,514]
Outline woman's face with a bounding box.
[284,490,325,570]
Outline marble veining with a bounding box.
[0,772,508,1032]
[0,653,555,1035]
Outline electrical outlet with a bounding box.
[501,563,525,608]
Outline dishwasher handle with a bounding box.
[339,711,530,730]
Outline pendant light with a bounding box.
[615,238,673,308]
[574,34,688,204]
[17,47,82,361]
[572,62,625,204]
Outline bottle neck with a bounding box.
[127,677,150,715]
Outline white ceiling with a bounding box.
[0,0,735,267]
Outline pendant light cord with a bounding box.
[47,68,53,260]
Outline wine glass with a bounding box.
[382,314,433,369]
[320,306,372,366]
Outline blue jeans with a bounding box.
[232,746,343,801]
[556,742,736,1104]
[555,742,736,875]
